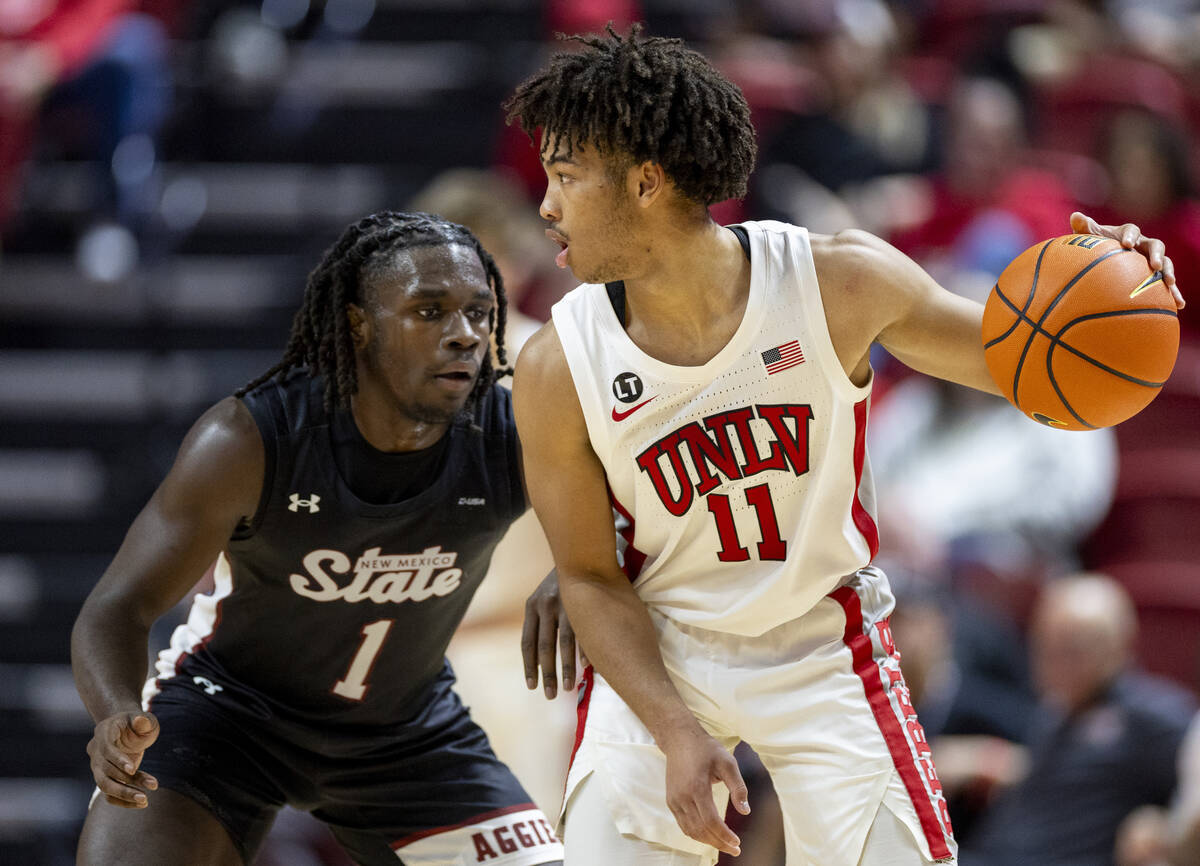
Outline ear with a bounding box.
[347,303,370,350]
[631,161,667,208]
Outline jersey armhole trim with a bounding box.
[230,385,280,540]
[549,296,614,463]
[791,227,874,403]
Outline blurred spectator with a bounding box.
[868,374,1117,603]
[750,0,937,233]
[1115,711,1200,866]
[492,0,644,210]
[0,0,171,280]
[408,167,575,333]
[887,582,1035,842]
[890,584,1034,744]
[963,574,1196,865]
[1091,109,1200,344]
[889,76,1077,297]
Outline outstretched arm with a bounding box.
[513,324,749,857]
[71,396,264,808]
[814,212,1183,395]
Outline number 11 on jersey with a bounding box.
[333,619,394,700]
[707,482,787,562]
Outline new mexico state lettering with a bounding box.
[636,404,813,516]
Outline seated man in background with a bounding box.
[963,573,1195,866]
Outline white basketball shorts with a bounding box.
[560,566,957,866]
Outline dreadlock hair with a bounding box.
[236,211,509,413]
[504,23,756,207]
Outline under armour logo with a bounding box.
[289,493,320,513]
[193,676,223,695]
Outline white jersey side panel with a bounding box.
[551,221,877,636]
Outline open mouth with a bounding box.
[546,229,569,268]
[433,369,477,393]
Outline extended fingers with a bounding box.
[538,602,559,698]
[1163,256,1185,308]
[669,787,741,856]
[521,598,540,689]
[93,753,157,808]
[558,612,576,692]
[1070,211,1099,235]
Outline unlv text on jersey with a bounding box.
[636,403,813,516]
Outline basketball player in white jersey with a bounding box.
[505,25,1183,866]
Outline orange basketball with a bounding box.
[981,234,1179,430]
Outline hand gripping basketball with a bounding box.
[981,213,1183,430]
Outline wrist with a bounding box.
[653,713,707,751]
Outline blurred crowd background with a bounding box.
[2,0,1200,863]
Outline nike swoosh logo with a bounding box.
[1130,271,1164,298]
[611,396,656,421]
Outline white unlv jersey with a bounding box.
[551,221,879,636]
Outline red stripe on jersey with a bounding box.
[566,666,595,780]
[390,801,540,850]
[831,586,952,860]
[851,398,879,561]
[608,484,647,581]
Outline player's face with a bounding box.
[538,134,640,284]
[354,243,493,424]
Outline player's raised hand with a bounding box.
[1070,211,1184,309]
[662,727,750,857]
[521,570,579,698]
[86,711,160,808]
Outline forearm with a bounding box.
[560,573,703,746]
[71,596,154,722]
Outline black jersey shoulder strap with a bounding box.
[604,225,752,326]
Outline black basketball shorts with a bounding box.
[140,668,562,865]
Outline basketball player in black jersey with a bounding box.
[71,212,566,866]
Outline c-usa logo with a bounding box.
[289,493,320,513]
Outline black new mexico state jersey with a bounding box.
[149,370,525,728]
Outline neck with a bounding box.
[621,217,749,328]
[349,387,450,452]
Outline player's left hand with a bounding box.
[521,570,580,699]
[1071,211,1184,310]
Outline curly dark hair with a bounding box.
[504,23,756,207]
[236,211,509,412]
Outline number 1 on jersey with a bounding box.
[333,619,393,701]
[707,482,787,562]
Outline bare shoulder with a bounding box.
[162,395,265,517]
[512,320,589,441]
[513,320,573,395]
[515,319,566,370]
[180,396,263,465]
[812,228,938,334]
[810,229,907,296]
[806,230,916,374]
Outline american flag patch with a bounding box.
[761,340,804,375]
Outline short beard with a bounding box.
[575,191,639,284]
[402,400,468,426]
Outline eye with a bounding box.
[466,305,492,321]
[557,172,571,184]
[417,306,441,320]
